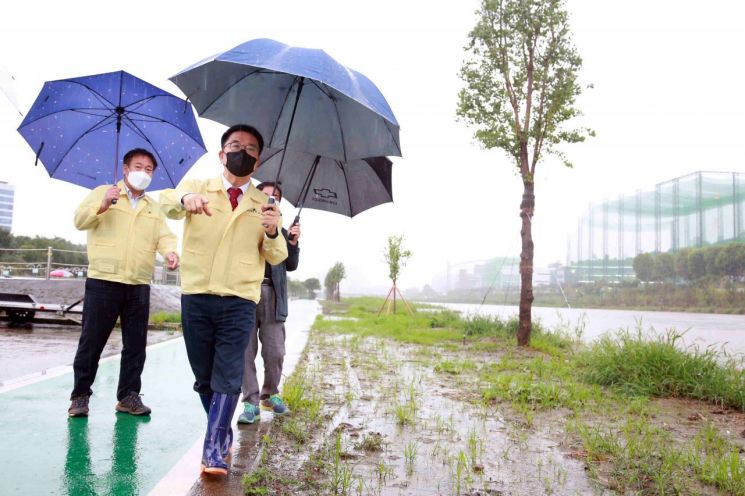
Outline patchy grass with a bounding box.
[354,432,385,452]
[570,415,745,495]
[243,297,745,495]
[579,328,745,410]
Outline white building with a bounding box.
[0,182,14,231]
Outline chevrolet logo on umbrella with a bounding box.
[313,188,337,200]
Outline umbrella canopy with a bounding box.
[17,70,207,190]
[253,149,393,218]
[170,38,401,163]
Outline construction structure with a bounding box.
[0,181,14,232]
[567,171,745,284]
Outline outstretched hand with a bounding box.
[182,193,213,216]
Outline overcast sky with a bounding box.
[1,0,744,294]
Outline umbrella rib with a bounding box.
[306,79,333,98]
[120,115,178,187]
[124,95,202,141]
[366,157,393,203]
[267,76,301,148]
[331,92,349,163]
[124,95,159,112]
[60,79,118,109]
[338,159,354,217]
[125,108,205,146]
[306,79,401,158]
[46,114,116,178]
[18,107,112,127]
[384,120,402,157]
[199,67,264,118]
[305,79,349,161]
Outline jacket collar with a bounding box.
[116,180,151,211]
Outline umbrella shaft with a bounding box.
[273,77,305,187]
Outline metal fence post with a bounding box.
[46,246,52,280]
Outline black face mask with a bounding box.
[225,151,257,177]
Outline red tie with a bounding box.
[228,187,241,211]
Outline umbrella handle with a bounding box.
[287,215,300,242]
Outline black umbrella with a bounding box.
[253,149,393,224]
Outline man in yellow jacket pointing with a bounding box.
[160,124,287,476]
[68,148,179,418]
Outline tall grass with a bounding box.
[579,328,745,410]
[461,314,576,355]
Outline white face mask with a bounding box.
[127,170,152,191]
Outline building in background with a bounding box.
[567,171,745,284]
[0,181,14,231]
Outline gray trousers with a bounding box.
[241,284,286,404]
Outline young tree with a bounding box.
[457,0,592,345]
[324,262,346,302]
[384,235,412,286]
[382,235,413,314]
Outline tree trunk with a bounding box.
[393,281,397,314]
[518,179,535,346]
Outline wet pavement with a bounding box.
[150,299,320,496]
[0,325,180,385]
[0,338,204,496]
[0,299,321,496]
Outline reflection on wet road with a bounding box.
[0,299,320,495]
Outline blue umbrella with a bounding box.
[169,38,401,165]
[17,70,207,190]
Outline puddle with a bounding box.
[260,330,608,495]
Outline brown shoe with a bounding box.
[68,395,90,417]
[115,393,152,416]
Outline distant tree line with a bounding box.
[633,244,745,284]
[288,277,321,299]
[0,229,88,266]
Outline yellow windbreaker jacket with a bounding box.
[74,181,177,285]
[159,177,288,302]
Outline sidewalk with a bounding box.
[0,299,320,495]
[0,338,204,495]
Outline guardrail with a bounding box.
[0,247,179,285]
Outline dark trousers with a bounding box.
[181,294,256,395]
[241,284,286,404]
[71,278,150,401]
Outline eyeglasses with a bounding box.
[223,141,259,154]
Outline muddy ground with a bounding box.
[251,331,605,495]
[222,313,745,496]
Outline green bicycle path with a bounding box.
[0,338,204,496]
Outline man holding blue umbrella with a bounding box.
[68,148,180,418]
